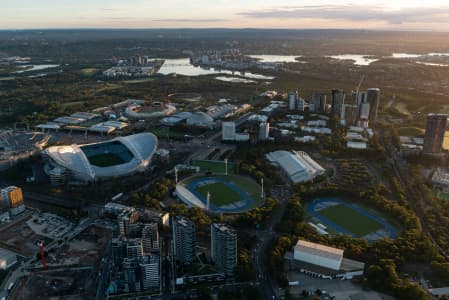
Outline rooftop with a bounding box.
[294,240,344,261]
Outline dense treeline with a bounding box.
[269,187,437,299]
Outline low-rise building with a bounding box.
[266,150,325,183]
[286,240,365,280]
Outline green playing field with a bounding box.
[191,160,236,174]
[87,153,125,167]
[319,204,383,236]
[195,182,241,206]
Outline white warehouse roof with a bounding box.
[266,150,325,183]
[294,240,343,261]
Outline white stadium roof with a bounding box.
[266,150,325,183]
[44,133,158,182]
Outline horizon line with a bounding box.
[0,27,448,33]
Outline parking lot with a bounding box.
[287,272,394,300]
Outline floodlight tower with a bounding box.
[207,192,211,210]
[174,167,178,184]
[224,159,228,176]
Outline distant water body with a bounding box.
[157,58,274,80]
[247,54,302,63]
[13,64,59,73]
[328,54,378,66]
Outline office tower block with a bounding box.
[331,89,346,115]
[424,113,448,154]
[367,88,380,121]
[172,216,196,264]
[211,223,237,276]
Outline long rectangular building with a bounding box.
[266,150,325,183]
[294,240,343,271]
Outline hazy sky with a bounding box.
[2,0,449,30]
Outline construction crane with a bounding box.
[39,240,46,270]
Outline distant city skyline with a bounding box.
[2,0,449,31]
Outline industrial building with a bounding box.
[186,112,214,128]
[161,112,193,127]
[266,150,325,183]
[211,223,237,277]
[424,113,448,154]
[222,122,236,141]
[43,133,158,183]
[294,240,343,271]
[0,248,17,270]
[287,240,365,280]
[172,216,196,265]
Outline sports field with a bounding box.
[191,160,236,174]
[305,197,399,241]
[319,204,383,236]
[87,153,126,167]
[195,182,241,206]
[179,174,263,213]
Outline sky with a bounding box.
[2,0,449,31]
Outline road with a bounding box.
[252,186,291,300]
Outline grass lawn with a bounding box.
[195,182,241,206]
[435,190,449,201]
[87,153,125,167]
[79,68,99,76]
[394,102,411,116]
[319,204,383,236]
[191,160,236,174]
[397,126,425,137]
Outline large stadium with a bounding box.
[176,160,263,213]
[43,133,158,183]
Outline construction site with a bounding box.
[0,214,52,257]
[9,225,110,300]
[47,225,109,267]
[10,268,98,300]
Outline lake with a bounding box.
[157,58,274,80]
[328,54,378,66]
[215,76,256,84]
[247,54,302,63]
[13,64,60,73]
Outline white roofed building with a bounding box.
[266,150,325,183]
[294,240,343,271]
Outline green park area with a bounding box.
[319,204,383,236]
[397,126,425,137]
